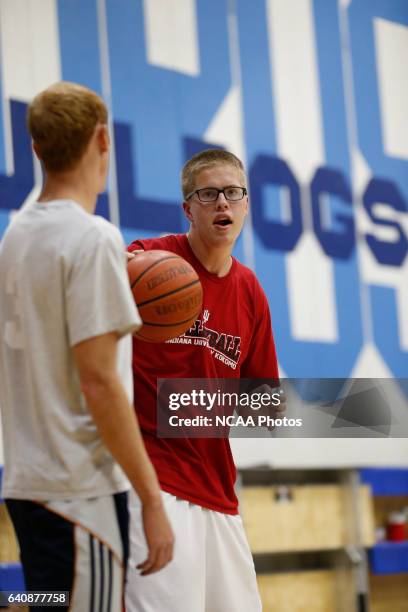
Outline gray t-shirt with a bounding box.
[0,200,141,500]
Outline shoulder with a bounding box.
[56,202,122,244]
[234,259,263,290]
[128,233,185,254]
[233,259,270,310]
[92,215,123,244]
[62,213,125,269]
[77,214,124,251]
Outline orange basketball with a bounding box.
[127,250,203,343]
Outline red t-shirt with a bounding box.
[128,234,279,514]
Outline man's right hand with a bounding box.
[137,498,175,575]
[126,248,144,261]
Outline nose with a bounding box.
[215,192,230,209]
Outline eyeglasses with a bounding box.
[186,186,247,203]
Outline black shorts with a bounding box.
[6,492,129,611]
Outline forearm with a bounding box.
[82,374,162,506]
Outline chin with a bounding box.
[212,234,236,248]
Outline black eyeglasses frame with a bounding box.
[186,186,247,203]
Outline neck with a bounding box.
[38,171,97,214]
[187,232,233,277]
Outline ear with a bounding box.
[243,195,249,217]
[183,201,194,223]
[96,124,110,154]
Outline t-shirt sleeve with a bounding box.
[127,239,145,253]
[66,222,142,347]
[240,280,280,382]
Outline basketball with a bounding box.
[127,250,203,343]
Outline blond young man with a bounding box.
[126,150,280,611]
[0,82,173,611]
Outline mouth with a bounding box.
[213,217,233,227]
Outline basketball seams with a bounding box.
[136,279,201,308]
[139,310,201,328]
[130,255,181,289]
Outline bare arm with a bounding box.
[72,332,174,575]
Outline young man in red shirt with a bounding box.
[126,149,279,611]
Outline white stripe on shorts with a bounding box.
[44,496,126,612]
[68,526,123,611]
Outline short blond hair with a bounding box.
[181,149,246,199]
[27,81,108,173]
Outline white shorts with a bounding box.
[125,490,262,612]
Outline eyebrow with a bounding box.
[197,184,245,189]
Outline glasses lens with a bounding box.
[198,188,219,202]
[224,187,244,201]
